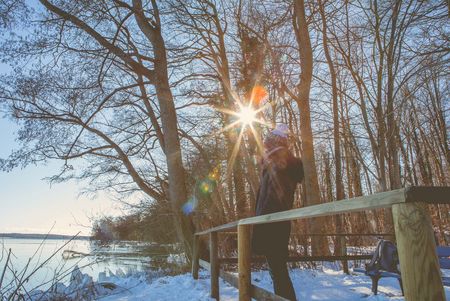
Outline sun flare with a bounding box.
[212,85,275,175]
[237,106,257,126]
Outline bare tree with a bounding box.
[293,0,330,255]
[0,0,194,258]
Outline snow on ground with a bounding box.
[100,266,450,301]
[100,270,234,301]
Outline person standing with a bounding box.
[252,124,304,301]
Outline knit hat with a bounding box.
[263,124,289,153]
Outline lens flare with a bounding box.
[212,84,276,180]
[237,105,257,126]
[208,167,220,181]
[199,179,215,195]
[250,85,268,106]
[182,197,198,215]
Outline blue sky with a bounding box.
[0,11,122,236]
[0,2,137,236]
[0,117,121,236]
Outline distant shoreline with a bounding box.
[0,233,91,240]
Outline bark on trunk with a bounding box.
[133,0,194,259]
[386,0,402,190]
[294,0,329,256]
[318,0,346,260]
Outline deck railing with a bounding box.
[191,186,450,301]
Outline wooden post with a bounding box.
[192,234,200,280]
[238,225,251,301]
[340,236,349,274]
[210,231,219,300]
[392,202,446,301]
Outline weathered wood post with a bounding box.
[210,231,219,300]
[341,236,349,274]
[192,234,200,280]
[392,202,446,301]
[238,224,251,301]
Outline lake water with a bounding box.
[0,237,165,293]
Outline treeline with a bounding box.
[92,202,177,243]
[92,215,150,242]
[0,0,448,257]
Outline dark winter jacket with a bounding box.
[252,152,304,258]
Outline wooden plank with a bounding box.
[199,260,288,300]
[220,270,238,288]
[239,189,406,226]
[198,230,392,238]
[196,187,450,235]
[199,259,210,270]
[296,233,394,237]
[210,232,395,238]
[192,235,200,280]
[220,270,288,301]
[195,221,239,236]
[250,283,289,301]
[238,225,251,301]
[219,254,373,264]
[288,254,373,262]
[210,232,219,300]
[392,202,446,301]
[404,186,450,204]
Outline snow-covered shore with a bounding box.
[32,265,450,300]
[101,268,450,301]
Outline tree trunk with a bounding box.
[293,0,329,255]
[133,0,194,259]
[318,0,346,259]
[386,0,402,190]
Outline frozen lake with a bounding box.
[0,237,168,293]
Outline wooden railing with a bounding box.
[191,186,450,301]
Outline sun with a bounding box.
[212,85,273,173]
[237,105,257,126]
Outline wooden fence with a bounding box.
[191,186,450,301]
